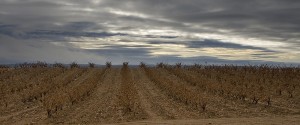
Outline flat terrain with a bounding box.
[0,66,299,124]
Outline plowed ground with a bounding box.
[0,67,299,125]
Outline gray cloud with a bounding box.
[148,39,276,52]
[99,0,300,44]
[0,0,299,64]
[86,45,152,58]
[0,35,105,64]
[27,30,126,39]
[185,40,276,52]
[0,22,126,40]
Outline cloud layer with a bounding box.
[0,0,299,64]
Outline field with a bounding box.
[0,62,300,124]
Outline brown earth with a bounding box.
[0,67,299,125]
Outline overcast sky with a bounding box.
[0,0,300,65]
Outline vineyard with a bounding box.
[0,62,299,124]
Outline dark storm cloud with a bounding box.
[0,29,126,40]
[64,22,102,31]
[87,45,152,57]
[0,24,18,38]
[0,22,126,40]
[99,0,300,44]
[0,0,299,64]
[0,34,105,64]
[1,0,300,40]
[133,35,178,39]
[27,30,126,39]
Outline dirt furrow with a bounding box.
[0,68,91,125]
[158,68,249,117]
[0,106,46,125]
[46,68,122,124]
[133,68,203,120]
[108,115,300,125]
[0,67,298,125]
[161,68,295,117]
[187,68,300,112]
[131,68,161,120]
